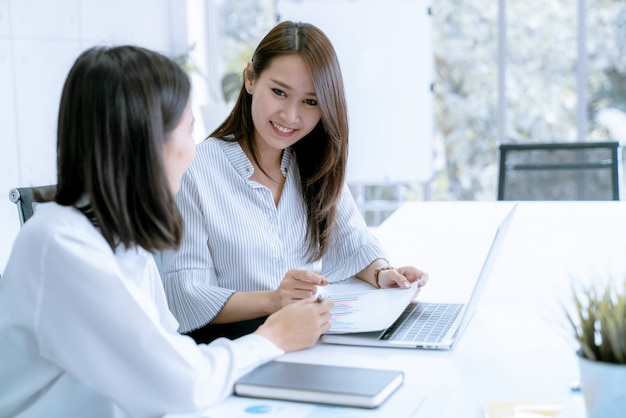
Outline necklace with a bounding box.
[240,142,285,186]
[264,171,286,186]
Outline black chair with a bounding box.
[8,185,57,225]
[497,141,621,201]
[8,184,166,277]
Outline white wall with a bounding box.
[277,0,433,185]
[0,0,189,273]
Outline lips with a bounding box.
[272,121,294,134]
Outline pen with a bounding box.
[316,293,328,303]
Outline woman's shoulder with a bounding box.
[19,203,97,242]
[24,202,85,229]
[187,138,221,174]
[193,136,247,168]
[195,136,235,158]
[195,136,219,152]
[9,203,106,267]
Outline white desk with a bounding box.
[173,201,626,417]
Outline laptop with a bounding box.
[321,204,517,350]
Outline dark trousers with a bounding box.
[185,316,268,344]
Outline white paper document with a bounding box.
[323,281,418,334]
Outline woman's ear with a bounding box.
[244,61,254,95]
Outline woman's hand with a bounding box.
[255,296,334,352]
[269,269,328,312]
[377,266,429,294]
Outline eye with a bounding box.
[272,88,286,97]
[304,99,318,106]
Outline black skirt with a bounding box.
[185,316,269,344]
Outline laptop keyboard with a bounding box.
[381,302,464,343]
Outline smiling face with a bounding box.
[163,100,195,194]
[245,54,322,155]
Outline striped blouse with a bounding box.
[162,137,387,333]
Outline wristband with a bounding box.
[374,264,394,288]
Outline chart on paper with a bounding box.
[324,282,418,334]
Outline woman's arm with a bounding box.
[355,260,430,289]
[322,185,430,290]
[35,222,332,416]
[35,225,279,415]
[213,269,328,323]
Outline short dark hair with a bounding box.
[56,45,191,252]
[211,21,349,262]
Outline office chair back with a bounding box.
[497,141,621,201]
[8,184,166,277]
[8,185,57,226]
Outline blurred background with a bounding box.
[2,0,625,272]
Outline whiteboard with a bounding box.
[277,0,433,183]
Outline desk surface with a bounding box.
[173,201,626,417]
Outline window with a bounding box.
[587,0,626,141]
[187,0,626,215]
[433,0,626,201]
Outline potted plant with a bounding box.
[564,279,626,418]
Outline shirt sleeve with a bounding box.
[321,184,389,282]
[161,167,235,333]
[35,225,283,418]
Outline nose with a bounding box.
[279,101,299,123]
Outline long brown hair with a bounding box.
[211,21,349,262]
[56,45,190,252]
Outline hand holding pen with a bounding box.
[270,269,328,313]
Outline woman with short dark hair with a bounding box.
[0,45,332,418]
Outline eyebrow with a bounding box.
[270,78,316,97]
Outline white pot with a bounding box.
[578,355,626,418]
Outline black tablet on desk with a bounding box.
[234,361,404,409]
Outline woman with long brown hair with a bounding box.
[162,21,429,343]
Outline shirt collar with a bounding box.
[220,139,293,180]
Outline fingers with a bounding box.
[416,272,429,287]
[320,312,332,333]
[258,298,334,352]
[318,298,334,310]
[379,266,429,290]
[312,299,333,332]
[278,270,328,303]
[287,269,328,286]
[298,297,333,328]
[380,269,412,289]
[298,296,333,311]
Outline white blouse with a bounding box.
[0,203,283,418]
[162,137,387,333]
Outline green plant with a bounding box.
[221,72,242,103]
[172,44,204,78]
[565,279,626,364]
